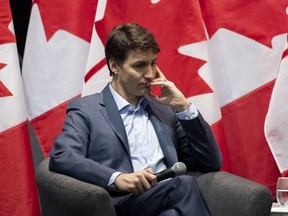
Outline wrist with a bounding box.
[174,101,190,112]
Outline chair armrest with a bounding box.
[36,158,116,216]
[192,171,273,216]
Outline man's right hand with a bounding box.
[114,169,157,195]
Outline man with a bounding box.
[49,23,222,216]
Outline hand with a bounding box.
[149,66,190,112]
[114,169,157,195]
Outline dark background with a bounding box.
[10,0,31,59]
[10,0,44,167]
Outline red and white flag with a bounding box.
[22,0,98,157]
[265,39,288,177]
[0,0,40,215]
[83,0,288,196]
[199,0,288,196]
[82,1,231,172]
[22,0,287,197]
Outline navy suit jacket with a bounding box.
[49,84,222,191]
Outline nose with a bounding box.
[144,65,155,80]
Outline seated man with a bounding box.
[49,23,222,216]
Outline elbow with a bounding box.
[49,153,60,172]
[201,153,223,173]
[49,150,66,173]
[210,152,223,172]
[211,159,222,172]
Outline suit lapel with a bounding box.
[146,102,178,167]
[99,85,130,157]
[98,86,178,166]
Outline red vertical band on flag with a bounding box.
[0,123,41,215]
[221,80,280,196]
[30,96,79,157]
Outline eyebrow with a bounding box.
[132,57,157,65]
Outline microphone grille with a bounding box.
[172,162,187,175]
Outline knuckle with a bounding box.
[134,177,140,184]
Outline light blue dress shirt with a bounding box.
[107,84,198,186]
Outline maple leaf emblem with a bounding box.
[0,63,13,97]
[199,0,288,48]
[94,0,212,98]
[34,0,98,42]
[0,0,16,98]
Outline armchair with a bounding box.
[36,158,273,216]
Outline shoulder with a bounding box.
[68,93,102,110]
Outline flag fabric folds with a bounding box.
[82,0,232,172]
[265,39,288,177]
[22,0,98,157]
[0,0,40,215]
[199,0,287,195]
[22,0,288,198]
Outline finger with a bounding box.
[156,66,167,81]
[143,170,157,187]
[149,79,169,87]
[134,177,146,194]
[145,168,154,174]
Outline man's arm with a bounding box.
[149,66,222,172]
[177,112,222,172]
[49,98,116,189]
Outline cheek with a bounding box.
[120,66,143,84]
[124,71,142,83]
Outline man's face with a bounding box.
[111,49,158,104]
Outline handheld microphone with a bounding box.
[156,162,187,182]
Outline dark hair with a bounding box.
[105,23,160,75]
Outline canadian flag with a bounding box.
[198,0,287,196]
[22,0,98,157]
[83,0,287,197]
[0,0,40,215]
[23,0,287,198]
[82,1,231,172]
[265,40,288,177]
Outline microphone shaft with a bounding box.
[156,169,175,182]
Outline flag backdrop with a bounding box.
[23,0,288,197]
[22,0,98,157]
[0,0,40,215]
[265,39,288,177]
[199,0,288,196]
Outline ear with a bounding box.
[108,58,119,75]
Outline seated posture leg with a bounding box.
[114,175,211,216]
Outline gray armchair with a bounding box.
[36,158,273,216]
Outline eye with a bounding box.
[133,62,146,68]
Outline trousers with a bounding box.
[114,175,211,216]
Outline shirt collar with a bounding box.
[109,83,148,111]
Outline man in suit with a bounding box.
[49,23,222,216]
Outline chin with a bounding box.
[137,88,150,96]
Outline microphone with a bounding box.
[156,162,187,182]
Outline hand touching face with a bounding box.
[149,66,190,112]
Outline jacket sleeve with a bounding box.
[176,111,222,173]
[49,98,116,189]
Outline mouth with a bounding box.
[139,82,150,88]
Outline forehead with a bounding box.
[125,49,157,63]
